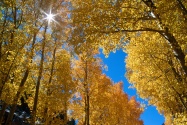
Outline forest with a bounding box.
[0,0,187,125]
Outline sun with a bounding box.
[46,13,55,23]
[41,8,58,25]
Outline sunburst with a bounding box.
[41,8,58,25]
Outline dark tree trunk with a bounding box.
[31,25,47,125]
[5,69,29,125]
[0,102,8,123]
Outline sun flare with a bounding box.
[41,8,58,25]
[46,13,55,23]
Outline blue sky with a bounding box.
[99,49,165,125]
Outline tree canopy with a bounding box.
[69,0,187,124]
[0,0,144,125]
[1,0,186,124]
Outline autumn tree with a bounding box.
[0,0,39,123]
[0,0,72,124]
[72,58,143,124]
[35,48,75,125]
[125,31,187,124]
[124,1,187,124]
[70,0,187,123]
[29,0,72,123]
[70,42,99,125]
[69,40,143,124]
[110,83,143,125]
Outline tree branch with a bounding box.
[101,28,164,34]
[176,0,187,16]
[141,0,187,75]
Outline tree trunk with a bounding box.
[0,102,8,123]
[5,69,29,125]
[44,42,57,125]
[31,25,47,125]
[86,94,90,125]
[84,60,90,125]
[4,30,37,124]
